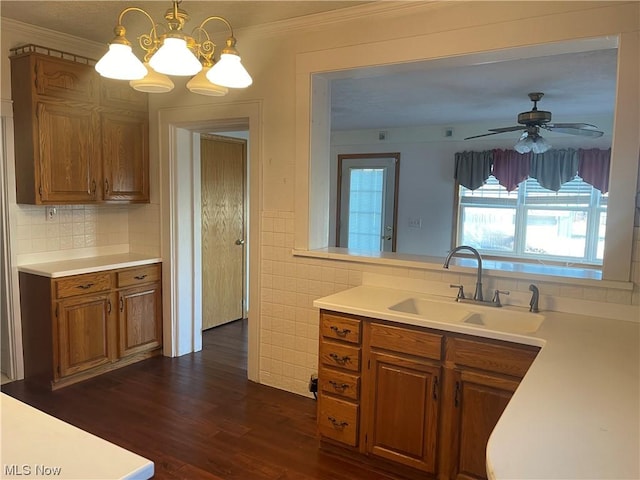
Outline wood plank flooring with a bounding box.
[2,320,398,480]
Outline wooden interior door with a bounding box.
[201,134,246,330]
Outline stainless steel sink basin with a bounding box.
[388,297,544,334]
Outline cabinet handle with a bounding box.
[433,376,439,400]
[329,380,349,392]
[327,416,349,429]
[330,325,351,337]
[120,296,124,312]
[454,381,460,407]
[77,283,94,290]
[107,299,112,314]
[329,353,351,365]
[134,274,147,280]
[89,179,96,196]
[105,179,110,194]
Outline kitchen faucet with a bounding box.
[529,284,540,313]
[443,245,484,301]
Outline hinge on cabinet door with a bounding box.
[454,381,460,407]
[38,185,43,200]
[433,376,439,400]
[367,359,370,370]
[55,304,58,318]
[120,296,124,312]
[364,433,368,447]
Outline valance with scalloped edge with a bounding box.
[454,148,611,193]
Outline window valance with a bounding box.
[454,148,611,193]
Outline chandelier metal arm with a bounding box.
[112,7,160,60]
[197,16,234,37]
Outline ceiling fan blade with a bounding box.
[464,126,525,140]
[488,126,527,133]
[464,131,504,140]
[543,123,604,137]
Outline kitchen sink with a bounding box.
[388,297,471,323]
[388,297,544,334]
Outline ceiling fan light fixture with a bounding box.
[514,132,551,154]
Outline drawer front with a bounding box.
[369,322,443,360]
[55,272,112,299]
[447,336,539,378]
[318,395,359,447]
[319,367,360,401]
[117,264,161,287]
[321,312,361,344]
[320,341,361,372]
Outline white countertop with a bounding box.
[313,285,640,480]
[17,253,162,278]
[0,393,154,479]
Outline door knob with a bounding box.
[235,239,245,245]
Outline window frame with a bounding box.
[455,176,608,266]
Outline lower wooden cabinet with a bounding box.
[317,310,539,480]
[19,263,162,390]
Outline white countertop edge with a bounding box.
[17,253,162,278]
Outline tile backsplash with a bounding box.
[14,204,129,258]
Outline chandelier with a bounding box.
[95,0,252,96]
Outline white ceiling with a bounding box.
[1,2,619,134]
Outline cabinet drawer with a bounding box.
[55,272,112,299]
[321,312,361,344]
[318,396,359,447]
[369,322,443,360]
[447,336,539,378]
[320,341,361,372]
[117,264,161,287]
[319,367,360,401]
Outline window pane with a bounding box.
[597,211,607,260]
[459,207,515,252]
[524,209,586,257]
[524,177,592,206]
[348,169,383,250]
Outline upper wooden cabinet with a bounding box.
[10,46,149,205]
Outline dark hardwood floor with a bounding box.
[2,320,397,480]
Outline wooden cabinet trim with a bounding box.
[369,321,443,361]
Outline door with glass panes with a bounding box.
[336,153,399,252]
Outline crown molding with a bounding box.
[236,1,444,38]
[1,18,105,59]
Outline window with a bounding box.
[457,176,607,265]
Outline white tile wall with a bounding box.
[14,204,129,256]
[260,211,640,397]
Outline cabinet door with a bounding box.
[366,351,441,474]
[118,283,162,357]
[101,112,149,202]
[37,101,100,203]
[447,369,520,480]
[56,293,115,378]
[34,55,98,102]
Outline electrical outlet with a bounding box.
[45,206,57,221]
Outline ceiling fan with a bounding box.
[464,92,604,153]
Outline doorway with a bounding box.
[200,134,247,331]
[336,153,400,252]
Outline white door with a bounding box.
[337,153,400,252]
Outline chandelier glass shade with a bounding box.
[95,1,252,95]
